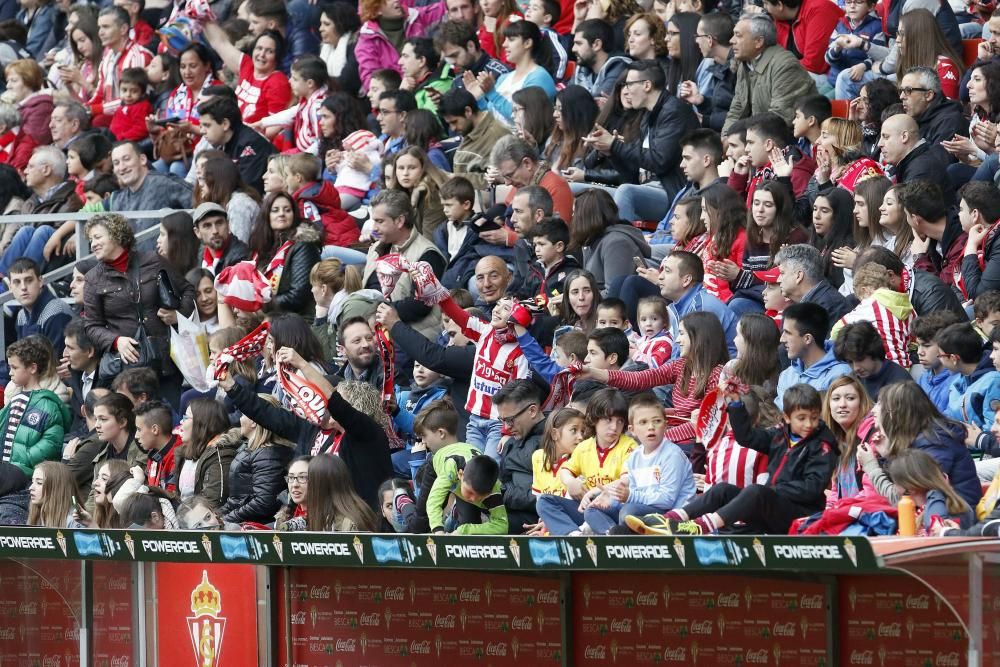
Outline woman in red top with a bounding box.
[203,25,292,124]
[478,0,522,66]
[580,311,729,472]
[698,183,747,304]
[896,9,963,100]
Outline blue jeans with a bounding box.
[614,183,672,223]
[152,158,188,178]
[834,69,894,101]
[0,225,55,277]
[466,414,503,461]
[321,245,368,265]
[536,494,585,535]
[584,501,663,534]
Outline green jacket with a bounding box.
[723,44,818,133]
[0,389,71,476]
[427,442,508,535]
[414,63,454,113]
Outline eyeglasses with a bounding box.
[898,87,930,97]
[694,33,711,40]
[623,79,649,88]
[499,403,537,427]
[285,474,309,484]
[378,108,398,116]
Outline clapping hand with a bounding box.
[768,146,795,178]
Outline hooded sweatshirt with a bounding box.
[293,180,359,248]
[776,342,852,410]
[831,288,914,368]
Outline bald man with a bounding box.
[474,256,512,309]
[878,114,955,205]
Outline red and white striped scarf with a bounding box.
[213,321,269,379]
[265,240,295,290]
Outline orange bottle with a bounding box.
[898,495,916,536]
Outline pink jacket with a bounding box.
[356,0,446,91]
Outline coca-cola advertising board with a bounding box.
[286,568,563,666]
[572,573,831,666]
[92,560,135,667]
[155,563,259,667]
[0,558,81,667]
[838,574,966,667]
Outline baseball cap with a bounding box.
[753,267,780,284]
[192,202,228,225]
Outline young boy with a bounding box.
[392,361,451,477]
[754,267,791,327]
[824,0,884,90]
[426,445,507,535]
[833,321,914,401]
[523,0,568,80]
[536,388,637,535]
[974,290,1000,341]
[913,311,963,412]
[285,153,358,248]
[0,337,72,491]
[401,399,462,531]
[595,298,629,331]
[790,95,831,158]
[514,322,588,382]
[937,322,1000,429]
[531,219,580,299]
[438,176,476,264]
[585,328,630,371]
[628,383,838,535]
[582,393,695,534]
[258,55,329,154]
[133,399,179,493]
[109,67,153,142]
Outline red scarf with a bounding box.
[265,240,295,289]
[202,245,224,272]
[957,218,1000,299]
[214,321,269,379]
[107,248,130,274]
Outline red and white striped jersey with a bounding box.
[89,40,152,116]
[706,432,768,489]
[831,288,914,368]
[632,332,673,369]
[261,86,328,154]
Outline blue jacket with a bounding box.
[668,284,738,357]
[824,13,885,84]
[776,343,851,410]
[17,3,57,60]
[917,368,956,414]
[393,380,451,439]
[480,68,556,124]
[912,422,983,509]
[945,355,1000,429]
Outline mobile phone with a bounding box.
[633,256,645,269]
[153,116,183,126]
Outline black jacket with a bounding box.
[859,361,915,402]
[209,236,250,275]
[910,268,965,316]
[608,91,699,199]
[225,378,392,508]
[271,223,322,317]
[729,400,839,513]
[390,320,473,439]
[219,441,295,524]
[803,279,851,324]
[894,141,955,205]
[509,237,544,300]
[501,416,545,529]
[224,124,278,193]
[961,224,1000,299]
[916,95,967,150]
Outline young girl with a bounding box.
[838,176,891,295]
[725,312,782,392]
[822,375,872,503]
[535,389,636,535]
[877,184,915,266]
[377,478,416,532]
[285,455,379,532]
[552,269,599,333]
[310,258,362,359]
[275,455,311,529]
[831,262,915,368]
[811,187,856,290]
[718,181,807,316]
[117,487,179,529]
[632,296,673,369]
[478,0,524,66]
[699,184,747,303]
[888,448,975,531]
[531,407,587,498]
[704,386,779,490]
[583,311,729,469]
[92,462,131,529]
[28,462,87,528]
[668,195,708,255]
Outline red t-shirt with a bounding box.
[235,54,292,124]
[109,98,153,141]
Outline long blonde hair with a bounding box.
[888,448,970,516]
[822,376,873,470]
[877,383,959,459]
[27,462,84,528]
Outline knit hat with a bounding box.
[837,157,885,194]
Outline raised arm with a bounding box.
[202,23,244,75]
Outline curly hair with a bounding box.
[337,380,392,432]
[7,335,54,377]
[86,213,135,250]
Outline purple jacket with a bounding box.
[356,0,446,91]
[19,92,53,145]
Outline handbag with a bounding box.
[153,125,190,165]
[157,269,182,310]
[99,263,164,376]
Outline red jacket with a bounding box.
[293,180,358,247]
[146,435,179,494]
[774,0,844,74]
[109,98,153,141]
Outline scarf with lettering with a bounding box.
[542,362,581,412]
[277,363,327,425]
[696,375,750,452]
[213,321,269,379]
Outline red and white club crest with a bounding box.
[188,570,227,667]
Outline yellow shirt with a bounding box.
[562,435,637,490]
[532,451,570,496]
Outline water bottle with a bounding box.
[898,495,916,536]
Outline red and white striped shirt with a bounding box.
[261,86,328,154]
[440,297,531,419]
[632,331,673,369]
[831,289,914,368]
[89,40,152,116]
[706,432,769,489]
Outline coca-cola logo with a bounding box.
[537,590,559,604]
[409,641,431,655]
[310,586,330,599]
[19,603,37,615]
[64,628,80,641]
[486,642,507,656]
[110,657,130,667]
[878,622,901,637]
[745,649,769,664]
[936,653,960,666]
[800,594,823,609]
[459,589,481,602]
[511,616,533,631]
[610,618,633,633]
[584,645,607,659]
[635,592,658,606]
[434,614,455,628]
[335,639,356,652]
[384,587,405,601]
[42,658,62,667]
[772,622,795,637]
[0,628,13,640]
[108,577,128,591]
[690,620,713,635]
[662,647,686,661]
[717,593,739,608]
[906,595,930,609]
[850,650,874,665]
[360,612,379,627]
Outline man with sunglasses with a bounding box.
[493,380,546,533]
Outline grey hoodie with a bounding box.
[583,222,652,292]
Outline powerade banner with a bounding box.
[0,529,881,573]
